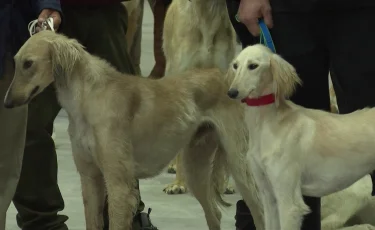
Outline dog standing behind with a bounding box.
[162,0,237,195]
[122,0,142,52]
[227,44,375,230]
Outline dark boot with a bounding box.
[148,0,168,79]
[132,208,158,230]
[235,200,256,230]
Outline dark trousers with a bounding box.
[227,1,375,230]
[12,4,144,230]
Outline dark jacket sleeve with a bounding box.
[34,0,62,14]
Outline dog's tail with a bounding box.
[211,146,232,208]
[182,124,230,228]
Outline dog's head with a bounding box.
[4,30,84,108]
[226,44,302,102]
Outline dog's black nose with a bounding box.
[3,99,15,109]
[227,88,239,99]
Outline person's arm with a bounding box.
[237,0,273,36]
[35,0,61,13]
[32,0,62,30]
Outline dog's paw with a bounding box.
[163,183,187,195]
[167,164,177,174]
[224,186,235,194]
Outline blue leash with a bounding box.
[258,19,276,53]
[234,15,276,53]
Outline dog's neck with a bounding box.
[53,54,117,111]
[242,91,285,130]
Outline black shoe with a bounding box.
[133,208,158,230]
[235,200,256,230]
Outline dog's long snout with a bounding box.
[227,88,239,99]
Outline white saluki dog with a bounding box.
[226,44,375,230]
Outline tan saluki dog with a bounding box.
[4,31,264,230]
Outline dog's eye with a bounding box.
[233,63,238,69]
[248,64,258,70]
[23,60,33,69]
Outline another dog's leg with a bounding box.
[223,173,235,194]
[72,148,105,230]
[267,165,310,230]
[167,157,177,174]
[322,199,369,230]
[163,151,187,194]
[182,132,224,230]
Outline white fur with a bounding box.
[227,44,375,230]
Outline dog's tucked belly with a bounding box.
[132,143,189,179]
[302,154,375,197]
[132,132,198,179]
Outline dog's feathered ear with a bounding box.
[48,36,84,77]
[270,53,302,100]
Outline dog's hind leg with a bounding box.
[163,152,187,194]
[167,157,177,174]
[218,126,264,230]
[182,129,226,230]
[223,173,235,194]
[72,146,106,230]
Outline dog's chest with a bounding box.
[189,1,233,55]
[59,92,97,162]
[69,118,95,157]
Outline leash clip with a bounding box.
[28,17,54,36]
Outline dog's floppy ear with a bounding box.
[48,36,84,77]
[270,53,302,100]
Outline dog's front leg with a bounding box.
[72,146,106,230]
[249,159,279,230]
[99,136,138,230]
[266,163,310,230]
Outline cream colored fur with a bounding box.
[162,0,237,195]
[4,31,264,230]
[322,175,375,230]
[227,44,375,230]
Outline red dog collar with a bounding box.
[241,94,275,106]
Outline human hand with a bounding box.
[37,9,61,31]
[238,0,273,36]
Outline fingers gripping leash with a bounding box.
[28,17,55,36]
